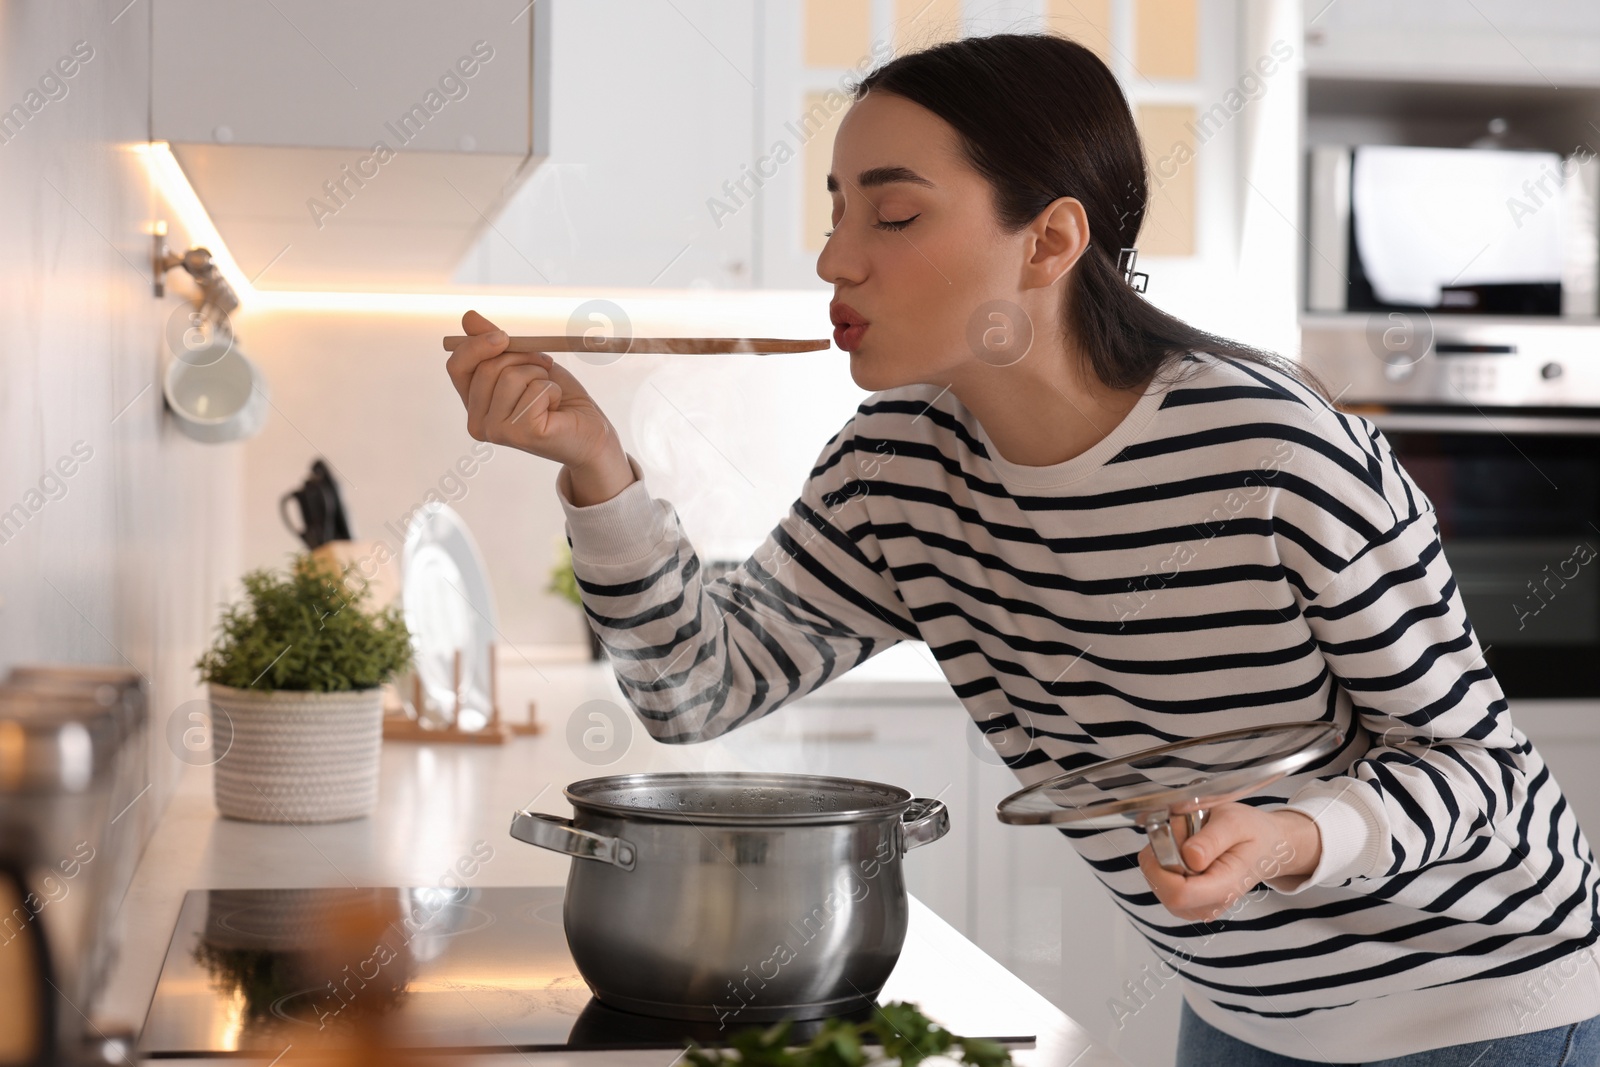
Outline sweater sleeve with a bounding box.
[554,417,920,743]
[1264,508,1531,894]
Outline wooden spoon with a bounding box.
[442,335,831,355]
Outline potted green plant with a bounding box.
[196,553,412,823]
[547,539,604,661]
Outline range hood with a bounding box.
[151,0,550,291]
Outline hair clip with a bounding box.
[1117,247,1149,293]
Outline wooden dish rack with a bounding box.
[382,642,543,744]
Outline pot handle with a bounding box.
[899,797,950,852]
[509,811,637,871]
[1146,808,1208,877]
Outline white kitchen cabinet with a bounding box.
[152,1,537,153]
[452,0,758,290]
[1302,0,1600,86]
[453,0,917,291]
[151,0,548,287]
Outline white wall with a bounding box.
[0,1,240,871]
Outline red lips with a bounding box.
[830,301,869,353]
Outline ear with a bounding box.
[1021,196,1091,290]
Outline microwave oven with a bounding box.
[1306,144,1599,318]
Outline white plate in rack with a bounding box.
[401,501,496,731]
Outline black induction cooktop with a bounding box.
[138,885,1035,1056]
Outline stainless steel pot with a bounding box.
[509,771,949,1024]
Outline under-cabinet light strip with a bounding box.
[136,140,829,330]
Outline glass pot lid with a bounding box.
[995,722,1344,829]
[566,771,913,823]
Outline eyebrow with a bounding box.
[825,165,935,193]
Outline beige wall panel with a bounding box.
[1134,103,1197,256]
[1135,0,1198,79]
[806,0,873,67]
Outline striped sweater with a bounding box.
[556,353,1600,1061]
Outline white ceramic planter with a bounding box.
[207,684,384,823]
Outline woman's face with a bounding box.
[817,91,1078,393]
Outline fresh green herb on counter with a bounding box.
[196,552,412,692]
[683,1001,1014,1067]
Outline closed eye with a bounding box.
[824,213,920,238]
[876,214,919,232]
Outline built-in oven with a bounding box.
[1355,409,1600,699]
[1303,318,1600,700]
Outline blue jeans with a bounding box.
[1177,1000,1600,1066]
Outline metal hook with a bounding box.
[153,233,239,316]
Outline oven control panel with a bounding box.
[1300,316,1600,408]
[1444,358,1501,397]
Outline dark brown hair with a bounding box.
[854,32,1321,395]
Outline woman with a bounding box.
[445,33,1600,1067]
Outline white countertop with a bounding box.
[97,662,1128,1066]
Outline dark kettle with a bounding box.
[279,459,352,550]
